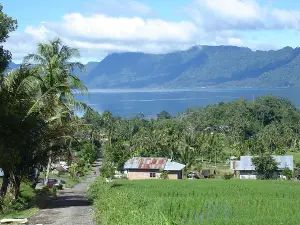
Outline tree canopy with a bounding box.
[0,4,17,73]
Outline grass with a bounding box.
[0,208,38,219]
[0,182,37,219]
[89,178,300,225]
[287,151,300,164]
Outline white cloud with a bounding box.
[5,0,300,63]
[4,12,202,62]
[188,0,300,30]
[203,0,260,20]
[271,9,300,29]
[51,13,199,43]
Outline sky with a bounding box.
[2,0,300,63]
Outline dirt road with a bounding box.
[29,159,101,225]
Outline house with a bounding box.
[124,157,185,180]
[230,155,294,179]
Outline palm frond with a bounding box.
[60,45,80,62]
[67,74,88,94]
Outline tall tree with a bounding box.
[0,4,17,74]
[24,38,89,186]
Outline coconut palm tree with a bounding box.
[0,39,90,199]
[24,38,90,185]
[24,38,89,117]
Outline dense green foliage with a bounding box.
[0,37,94,204]
[95,95,300,177]
[0,4,17,74]
[0,182,35,215]
[89,179,300,224]
[77,46,300,88]
[252,155,279,179]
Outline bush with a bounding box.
[0,182,36,215]
[160,171,169,179]
[58,170,66,176]
[282,168,294,180]
[223,173,234,180]
[100,163,115,178]
[208,174,215,179]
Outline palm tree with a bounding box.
[0,65,47,198]
[24,38,90,184]
[24,38,89,117]
[0,39,90,199]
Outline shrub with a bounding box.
[52,187,57,197]
[282,168,294,180]
[160,171,169,179]
[58,170,66,176]
[223,173,234,180]
[208,174,215,179]
[100,163,115,178]
[0,182,36,215]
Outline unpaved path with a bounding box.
[29,159,101,225]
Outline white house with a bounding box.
[230,155,294,179]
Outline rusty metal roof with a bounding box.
[124,157,168,170]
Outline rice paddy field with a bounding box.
[89,178,300,225]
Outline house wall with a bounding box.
[239,170,256,179]
[238,170,283,179]
[127,169,182,180]
[167,171,182,180]
[128,169,161,180]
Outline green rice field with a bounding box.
[89,178,300,225]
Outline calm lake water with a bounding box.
[76,88,300,118]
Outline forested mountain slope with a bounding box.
[10,46,300,88]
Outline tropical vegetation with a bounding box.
[0,4,98,215]
[91,95,300,179]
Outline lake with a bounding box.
[76,88,300,118]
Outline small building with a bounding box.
[230,155,293,179]
[124,157,185,180]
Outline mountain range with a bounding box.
[9,45,300,88]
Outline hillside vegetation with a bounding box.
[83,46,300,88]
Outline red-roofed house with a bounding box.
[123,157,185,180]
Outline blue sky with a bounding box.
[2,0,300,63]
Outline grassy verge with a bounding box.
[0,208,38,219]
[89,178,300,225]
[0,182,40,219]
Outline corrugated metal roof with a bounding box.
[164,159,186,171]
[124,157,167,169]
[236,156,255,171]
[273,155,293,170]
[234,155,293,171]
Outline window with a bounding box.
[150,172,156,178]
